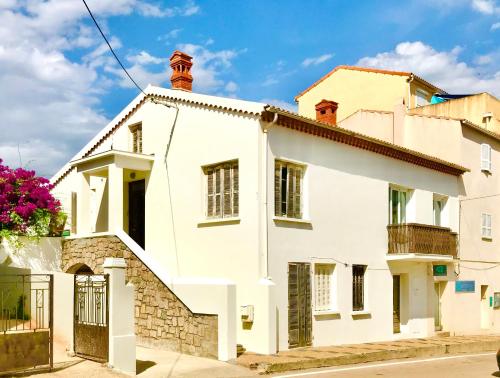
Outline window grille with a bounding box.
[352,265,366,311]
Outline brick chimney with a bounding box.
[315,99,338,126]
[170,50,193,91]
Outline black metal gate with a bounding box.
[0,274,53,375]
[74,274,109,362]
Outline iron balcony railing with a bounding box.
[387,223,458,257]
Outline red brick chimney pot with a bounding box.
[170,50,193,91]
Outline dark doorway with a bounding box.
[393,275,401,333]
[128,179,145,248]
[288,262,312,348]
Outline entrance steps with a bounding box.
[236,344,246,357]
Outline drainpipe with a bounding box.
[261,112,278,279]
[407,74,414,110]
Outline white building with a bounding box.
[52,52,468,354]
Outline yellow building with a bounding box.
[295,65,443,122]
[295,65,500,337]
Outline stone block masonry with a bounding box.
[62,236,218,359]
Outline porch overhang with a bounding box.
[386,253,455,263]
[70,149,154,173]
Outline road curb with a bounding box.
[239,338,500,374]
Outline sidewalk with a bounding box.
[237,334,500,374]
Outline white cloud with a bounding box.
[157,28,182,42]
[356,41,500,97]
[260,98,297,113]
[0,0,201,177]
[136,0,199,17]
[175,43,243,93]
[301,53,334,67]
[225,81,238,92]
[471,0,500,14]
[127,51,166,65]
[492,22,500,30]
[475,54,493,65]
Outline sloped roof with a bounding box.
[51,86,265,185]
[263,105,468,176]
[52,86,467,186]
[294,65,445,101]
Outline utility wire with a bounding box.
[81,0,146,96]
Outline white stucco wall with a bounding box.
[0,237,61,272]
[266,125,460,349]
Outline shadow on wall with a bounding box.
[0,237,62,271]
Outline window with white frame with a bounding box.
[274,160,304,219]
[389,187,408,224]
[433,195,447,227]
[481,143,492,172]
[314,264,335,311]
[481,213,492,239]
[205,161,239,219]
[415,89,430,107]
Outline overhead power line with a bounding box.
[81,0,146,96]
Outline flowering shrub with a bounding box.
[0,159,64,246]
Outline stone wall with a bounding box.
[62,236,218,359]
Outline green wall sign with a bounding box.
[433,265,447,277]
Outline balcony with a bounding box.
[387,223,457,262]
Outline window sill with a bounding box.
[273,216,312,224]
[313,310,340,317]
[482,236,493,241]
[351,310,371,317]
[197,217,240,226]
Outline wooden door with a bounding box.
[128,180,145,248]
[393,275,401,334]
[288,263,312,348]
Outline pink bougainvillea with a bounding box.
[0,159,62,239]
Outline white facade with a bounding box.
[52,87,465,353]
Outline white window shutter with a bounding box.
[481,144,491,172]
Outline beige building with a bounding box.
[51,52,469,355]
[296,65,500,336]
[295,65,443,122]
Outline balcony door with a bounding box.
[128,179,145,248]
[389,188,407,225]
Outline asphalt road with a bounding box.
[271,352,499,378]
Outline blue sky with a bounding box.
[0,0,499,176]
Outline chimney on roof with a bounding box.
[170,50,193,91]
[315,99,338,126]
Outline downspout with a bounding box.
[407,74,414,110]
[261,112,278,279]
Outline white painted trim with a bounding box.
[386,253,454,262]
[197,217,241,226]
[313,310,340,316]
[273,216,312,224]
[351,310,371,316]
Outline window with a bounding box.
[314,264,335,311]
[481,143,492,172]
[205,161,238,218]
[130,124,142,153]
[274,160,304,219]
[481,213,492,239]
[433,196,446,227]
[389,187,407,224]
[352,265,366,311]
[415,89,429,107]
